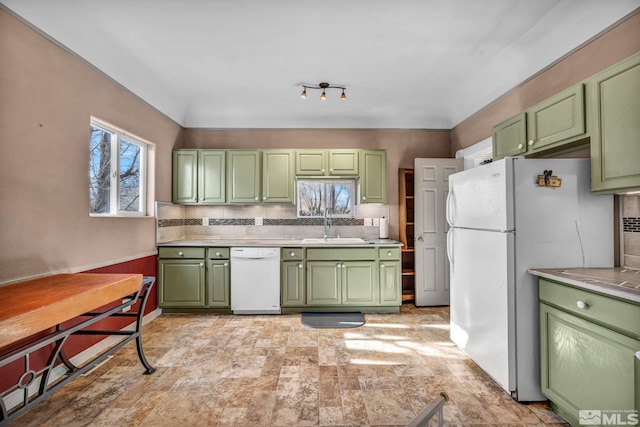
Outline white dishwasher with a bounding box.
[230,247,281,314]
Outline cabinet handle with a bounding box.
[576,300,589,309]
[381,264,385,268]
[336,263,341,268]
[224,262,228,267]
[528,139,535,146]
[387,251,392,257]
[254,196,258,201]
[215,252,221,257]
[298,263,303,268]
[321,168,325,173]
[290,252,296,256]
[517,143,523,149]
[177,251,183,256]
[199,262,204,267]
[342,263,346,268]
[363,196,367,200]
[263,196,266,200]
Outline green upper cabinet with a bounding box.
[173,149,225,204]
[295,149,359,176]
[492,84,587,160]
[328,150,359,175]
[198,150,226,204]
[526,83,586,154]
[296,150,327,176]
[262,150,295,203]
[493,113,527,160]
[172,150,199,203]
[588,52,640,193]
[359,150,387,204]
[226,150,261,204]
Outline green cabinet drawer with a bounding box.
[282,247,304,260]
[207,247,230,259]
[306,247,376,261]
[378,247,400,260]
[539,278,640,338]
[158,247,206,259]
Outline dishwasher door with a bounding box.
[230,247,281,314]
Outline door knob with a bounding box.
[417,236,424,242]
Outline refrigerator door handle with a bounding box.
[446,228,454,268]
[446,188,454,227]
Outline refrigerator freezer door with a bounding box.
[448,158,514,232]
[450,227,516,394]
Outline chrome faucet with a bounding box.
[323,207,332,239]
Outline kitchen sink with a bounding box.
[300,237,366,244]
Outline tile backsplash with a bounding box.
[156,202,389,243]
[622,195,640,269]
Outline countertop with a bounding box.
[529,267,640,303]
[157,238,403,248]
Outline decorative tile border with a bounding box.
[158,218,365,227]
[157,219,184,227]
[623,217,640,232]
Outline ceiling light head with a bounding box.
[341,89,346,101]
[320,90,327,100]
[300,87,307,99]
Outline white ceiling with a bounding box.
[2,0,639,129]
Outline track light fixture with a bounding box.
[300,82,347,101]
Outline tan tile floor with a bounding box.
[10,304,569,426]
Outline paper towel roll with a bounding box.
[379,217,389,239]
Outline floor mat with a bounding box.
[301,312,365,329]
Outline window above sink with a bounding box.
[296,179,355,218]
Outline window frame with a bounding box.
[89,118,150,217]
[296,178,355,218]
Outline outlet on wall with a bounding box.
[364,218,373,226]
[373,218,380,226]
[202,217,209,226]
[255,217,263,226]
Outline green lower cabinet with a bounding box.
[379,261,401,305]
[540,303,640,425]
[341,261,377,305]
[539,277,640,426]
[158,259,205,307]
[307,261,341,305]
[206,259,230,307]
[282,261,305,306]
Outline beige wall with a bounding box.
[182,129,452,238]
[0,9,182,283]
[451,10,640,154]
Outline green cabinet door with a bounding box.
[329,150,359,175]
[493,113,527,160]
[306,261,341,305]
[588,52,640,193]
[172,150,198,203]
[341,261,376,305]
[206,259,230,307]
[296,150,327,176]
[198,150,226,204]
[540,303,640,425]
[359,150,387,203]
[282,261,305,306]
[262,150,295,203]
[379,261,401,305]
[227,150,261,203]
[527,84,586,154]
[158,259,205,307]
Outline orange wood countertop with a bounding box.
[0,273,142,349]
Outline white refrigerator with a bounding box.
[446,157,613,402]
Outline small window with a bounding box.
[297,180,354,217]
[89,119,149,216]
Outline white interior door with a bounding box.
[414,158,463,306]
